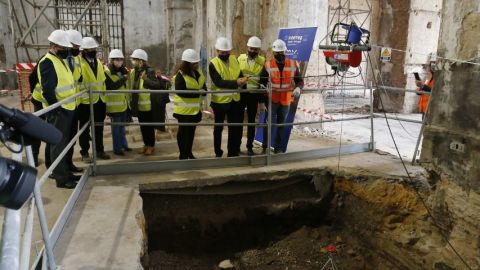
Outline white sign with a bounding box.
[380,47,392,62]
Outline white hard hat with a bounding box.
[181,49,200,63]
[215,37,232,51]
[66,29,82,46]
[109,49,124,59]
[81,37,98,49]
[247,36,262,48]
[130,49,148,61]
[272,39,287,52]
[47,30,72,48]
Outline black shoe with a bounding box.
[97,152,111,160]
[215,150,224,158]
[124,147,133,152]
[69,164,83,173]
[188,153,196,159]
[261,148,267,155]
[81,154,92,163]
[179,155,188,160]
[274,148,283,154]
[114,151,125,156]
[247,149,255,156]
[56,181,77,189]
[227,152,239,157]
[68,174,81,182]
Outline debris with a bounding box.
[218,259,234,269]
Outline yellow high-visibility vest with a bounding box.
[128,69,151,112]
[78,57,106,104]
[105,68,128,114]
[210,55,241,103]
[35,52,76,110]
[238,53,265,91]
[173,69,205,115]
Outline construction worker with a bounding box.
[36,29,80,188]
[209,37,247,158]
[129,49,166,155]
[105,49,131,156]
[416,68,434,119]
[64,29,83,173]
[77,37,110,162]
[173,49,206,160]
[259,39,303,154]
[238,36,266,156]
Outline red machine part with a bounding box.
[323,50,362,67]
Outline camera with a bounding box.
[0,104,62,210]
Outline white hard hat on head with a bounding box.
[215,37,232,51]
[66,29,82,46]
[109,49,124,59]
[181,49,200,63]
[48,30,72,48]
[247,36,262,48]
[81,37,98,49]
[272,39,287,52]
[130,49,148,61]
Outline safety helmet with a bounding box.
[66,29,82,46]
[81,37,98,49]
[272,39,287,52]
[181,49,200,63]
[130,49,148,61]
[47,30,72,48]
[215,37,232,51]
[247,36,262,48]
[109,49,124,59]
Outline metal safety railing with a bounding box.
[0,81,431,269]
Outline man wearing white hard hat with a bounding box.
[259,39,303,154]
[105,49,131,156]
[64,29,83,174]
[34,29,79,188]
[209,37,247,158]
[173,49,206,160]
[77,37,110,162]
[129,49,167,156]
[237,36,266,156]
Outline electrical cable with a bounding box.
[366,53,473,270]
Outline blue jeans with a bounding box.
[263,102,289,150]
[111,111,129,153]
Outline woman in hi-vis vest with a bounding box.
[416,68,434,119]
[173,49,206,160]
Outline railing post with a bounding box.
[369,81,375,152]
[89,86,97,174]
[19,146,36,270]
[267,84,272,165]
[411,96,431,165]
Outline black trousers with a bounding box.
[78,101,106,156]
[239,92,263,150]
[174,113,201,159]
[65,108,78,167]
[138,110,155,147]
[31,99,50,166]
[46,109,73,184]
[211,101,241,157]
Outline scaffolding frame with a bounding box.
[7,0,125,64]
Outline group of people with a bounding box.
[29,29,304,189]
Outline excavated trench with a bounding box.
[139,169,440,270]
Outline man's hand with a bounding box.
[237,76,248,87]
[293,87,302,98]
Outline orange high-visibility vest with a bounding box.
[418,79,433,113]
[265,58,297,106]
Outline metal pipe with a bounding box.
[369,82,375,151]
[19,146,36,270]
[0,146,23,270]
[33,90,86,117]
[17,0,53,46]
[33,186,56,269]
[73,0,96,28]
[267,84,272,165]
[318,44,371,51]
[373,113,423,124]
[88,86,97,174]
[379,85,431,95]
[412,99,431,164]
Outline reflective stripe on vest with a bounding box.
[173,69,205,115]
[129,69,151,111]
[105,68,128,114]
[79,57,106,104]
[36,52,76,110]
[266,58,297,106]
[238,54,265,91]
[210,55,241,103]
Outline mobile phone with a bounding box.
[414,72,421,81]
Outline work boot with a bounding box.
[69,164,83,173]
[247,148,255,156]
[215,149,224,158]
[188,153,196,159]
[56,181,77,189]
[97,152,111,160]
[144,146,155,156]
[81,153,92,163]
